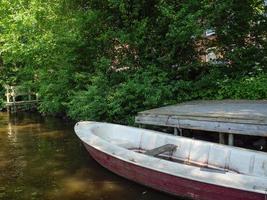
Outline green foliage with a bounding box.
[103,66,174,124]
[37,67,75,115]
[67,66,174,124]
[216,74,267,99]
[67,71,110,121]
[203,0,267,76]
[0,98,4,110]
[0,0,266,123]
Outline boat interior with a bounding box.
[90,123,267,178]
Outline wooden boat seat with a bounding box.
[145,144,177,156]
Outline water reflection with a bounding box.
[0,112,178,200]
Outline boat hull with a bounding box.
[83,143,265,200]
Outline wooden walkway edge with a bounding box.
[135,100,267,146]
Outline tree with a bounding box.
[0,0,266,122]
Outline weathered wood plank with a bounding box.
[136,116,267,136]
[137,100,267,125]
[144,144,177,156]
[135,100,267,137]
[136,112,267,125]
[5,100,39,106]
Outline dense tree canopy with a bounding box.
[0,0,267,123]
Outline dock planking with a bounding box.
[135,100,267,145]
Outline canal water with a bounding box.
[0,112,178,200]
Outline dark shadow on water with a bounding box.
[0,112,180,200]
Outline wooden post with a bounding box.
[179,128,183,136]
[6,92,10,103]
[12,91,16,113]
[28,89,31,100]
[10,86,16,113]
[219,132,225,144]
[228,134,234,146]
[174,127,178,136]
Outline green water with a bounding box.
[0,112,177,200]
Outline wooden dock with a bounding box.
[4,85,39,112]
[135,100,267,146]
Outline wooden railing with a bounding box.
[4,85,39,112]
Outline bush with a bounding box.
[67,66,177,124]
[216,74,267,99]
[67,73,110,121]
